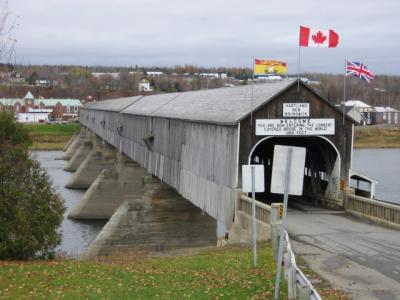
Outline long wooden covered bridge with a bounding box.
[66,79,357,256]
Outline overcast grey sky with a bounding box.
[8,0,400,74]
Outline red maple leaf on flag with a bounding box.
[312,31,327,45]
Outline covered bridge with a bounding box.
[80,79,355,229]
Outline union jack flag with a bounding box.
[346,61,375,82]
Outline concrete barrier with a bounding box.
[228,194,273,244]
[344,188,400,229]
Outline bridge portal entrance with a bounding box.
[248,136,341,206]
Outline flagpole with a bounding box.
[250,59,255,131]
[343,59,347,125]
[297,42,301,96]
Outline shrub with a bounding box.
[0,112,65,259]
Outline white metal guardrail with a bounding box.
[283,231,322,300]
[237,195,322,299]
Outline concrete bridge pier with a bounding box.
[61,127,87,160]
[63,131,78,152]
[84,175,217,259]
[63,131,94,172]
[65,136,116,189]
[68,153,148,219]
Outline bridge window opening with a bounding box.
[248,136,340,207]
[349,171,377,200]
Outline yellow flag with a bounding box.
[254,59,288,75]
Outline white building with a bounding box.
[92,72,120,79]
[146,71,163,77]
[345,100,372,113]
[345,100,373,124]
[17,112,50,123]
[198,73,228,79]
[139,79,153,92]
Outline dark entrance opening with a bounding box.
[249,136,340,206]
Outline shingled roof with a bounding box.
[83,96,142,112]
[83,79,297,125]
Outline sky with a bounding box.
[7,0,400,74]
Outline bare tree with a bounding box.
[0,0,18,64]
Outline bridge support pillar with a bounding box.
[65,136,115,189]
[68,153,147,219]
[61,127,87,160]
[84,176,217,259]
[63,131,93,172]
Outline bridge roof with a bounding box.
[82,79,356,125]
[120,79,296,125]
[83,96,142,112]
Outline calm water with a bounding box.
[31,149,399,255]
[31,151,106,257]
[353,148,400,204]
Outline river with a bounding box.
[352,148,400,204]
[32,148,399,256]
[31,151,106,258]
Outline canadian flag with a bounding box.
[299,26,339,48]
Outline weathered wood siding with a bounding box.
[80,109,123,149]
[238,84,353,184]
[80,110,238,226]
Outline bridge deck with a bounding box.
[286,208,400,299]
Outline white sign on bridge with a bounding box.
[256,118,335,136]
[270,145,306,195]
[283,103,309,117]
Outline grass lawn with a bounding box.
[0,246,284,299]
[354,126,400,148]
[24,123,80,150]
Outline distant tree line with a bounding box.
[0,63,399,109]
[306,73,400,109]
[0,64,252,101]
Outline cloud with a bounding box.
[9,0,400,74]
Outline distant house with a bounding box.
[17,112,50,123]
[92,72,120,79]
[345,100,373,124]
[371,107,399,126]
[139,79,153,92]
[146,71,163,77]
[35,79,51,87]
[0,91,82,121]
[0,98,25,113]
[334,103,367,125]
[197,72,228,79]
[10,72,25,85]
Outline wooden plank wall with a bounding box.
[238,84,354,184]
[80,109,238,226]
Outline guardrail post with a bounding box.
[270,203,282,259]
[343,187,355,209]
[283,237,297,300]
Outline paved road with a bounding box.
[286,206,400,300]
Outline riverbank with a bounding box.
[354,126,400,148]
[0,244,347,299]
[25,123,80,150]
[25,123,400,150]
[0,246,281,299]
